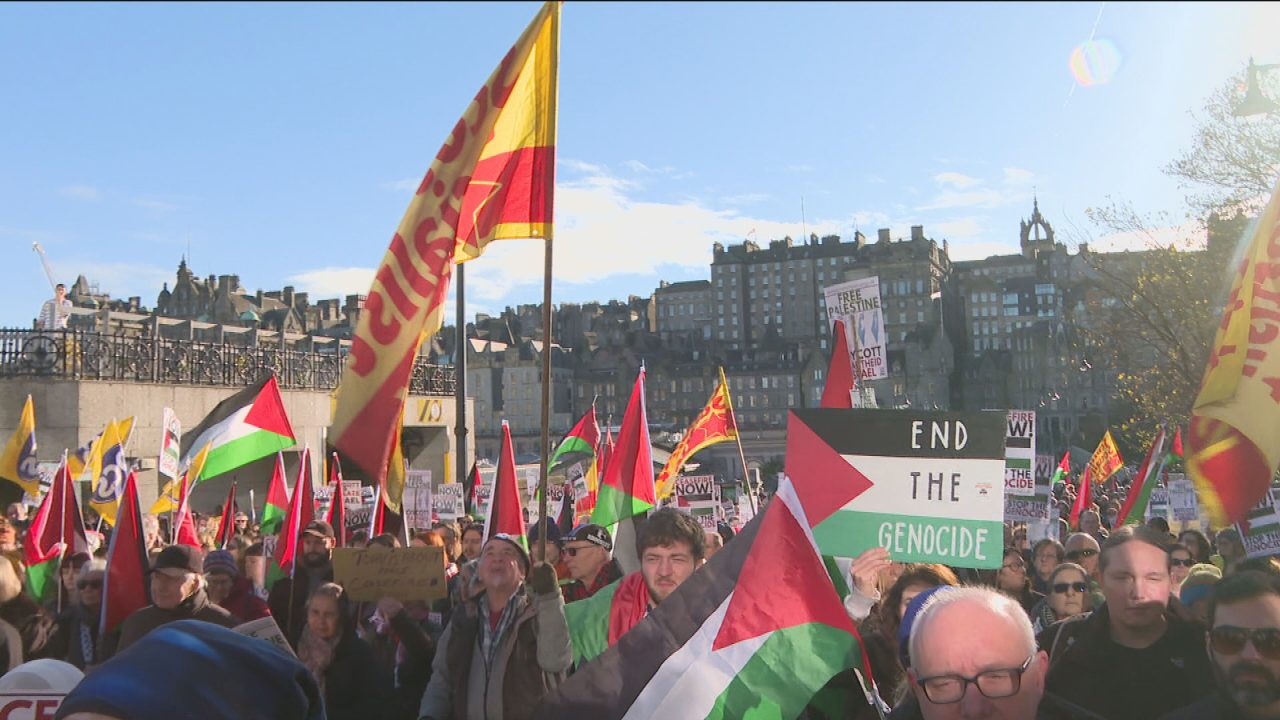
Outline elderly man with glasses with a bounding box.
[893,586,1102,719]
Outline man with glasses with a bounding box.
[1163,570,1280,719]
[899,586,1101,719]
[1040,525,1213,719]
[561,524,621,603]
[108,545,240,657]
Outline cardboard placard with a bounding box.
[403,471,433,531]
[332,546,446,602]
[234,616,295,657]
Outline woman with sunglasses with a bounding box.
[1030,562,1092,634]
[1177,529,1213,565]
[1169,545,1195,597]
[45,559,106,670]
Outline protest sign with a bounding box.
[527,482,566,525]
[787,409,1006,568]
[332,546,447,602]
[234,616,294,657]
[158,407,181,481]
[403,471,433,531]
[675,475,718,508]
[1239,483,1280,559]
[433,484,465,521]
[1003,411,1036,497]
[1146,487,1171,521]
[1166,474,1199,522]
[0,694,66,719]
[823,277,888,381]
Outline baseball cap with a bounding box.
[484,533,531,573]
[301,520,336,540]
[568,524,613,552]
[152,545,203,575]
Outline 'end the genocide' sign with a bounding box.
[786,409,1006,569]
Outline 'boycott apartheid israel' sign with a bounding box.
[823,277,888,381]
[786,409,1006,569]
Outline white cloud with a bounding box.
[286,267,377,298]
[62,260,172,301]
[1003,167,1035,186]
[933,172,981,189]
[721,192,770,206]
[931,217,984,238]
[59,185,98,201]
[384,177,420,193]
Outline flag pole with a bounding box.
[536,3,561,567]
[732,431,758,515]
[456,261,469,487]
[57,450,68,615]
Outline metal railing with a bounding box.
[0,328,456,395]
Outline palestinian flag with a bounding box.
[326,454,347,547]
[591,369,656,528]
[215,482,239,549]
[100,471,150,641]
[24,458,89,604]
[546,482,864,718]
[820,319,855,409]
[1050,451,1070,487]
[482,422,526,549]
[464,463,481,516]
[1116,427,1170,526]
[551,405,600,469]
[272,448,316,583]
[172,473,201,549]
[180,374,296,483]
[557,482,576,536]
[1170,427,1184,460]
[260,453,290,536]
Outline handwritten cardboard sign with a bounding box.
[332,546,446,602]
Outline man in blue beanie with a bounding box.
[56,620,324,720]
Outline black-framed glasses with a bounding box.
[1169,557,1194,567]
[1065,548,1098,561]
[1001,562,1026,572]
[1210,626,1280,660]
[917,655,1035,704]
[1051,581,1088,595]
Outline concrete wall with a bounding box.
[0,379,471,515]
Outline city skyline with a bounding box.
[2,2,1273,328]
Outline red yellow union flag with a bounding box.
[656,368,740,500]
[331,3,559,483]
[1189,176,1280,527]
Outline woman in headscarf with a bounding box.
[297,583,391,720]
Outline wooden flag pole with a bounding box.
[537,234,553,566]
[733,431,758,515]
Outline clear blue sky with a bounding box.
[1,1,1274,328]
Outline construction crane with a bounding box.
[31,242,58,292]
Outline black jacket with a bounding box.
[886,690,1107,720]
[267,565,334,648]
[1159,693,1244,720]
[1038,604,1214,720]
[323,631,393,720]
[44,603,100,669]
[110,588,239,657]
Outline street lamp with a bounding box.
[1234,58,1280,117]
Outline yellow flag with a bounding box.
[1085,431,1124,486]
[385,406,406,514]
[1189,176,1280,525]
[0,396,38,496]
[330,1,559,488]
[656,368,739,500]
[150,442,211,515]
[88,419,130,525]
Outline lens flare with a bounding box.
[1069,38,1122,87]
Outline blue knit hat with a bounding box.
[897,585,958,669]
[55,620,323,720]
[202,549,239,577]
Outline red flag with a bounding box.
[100,472,150,639]
[24,459,88,567]
[326,454,347,547]
[173,472,201,549]
[260,452,290,536]
[1171,427,1184,459]
[370,485,386,538]
[483,422,527,548]
[215,482,238,549]
[821,319,855,409]
[275,448,316,578]
[591,368,656,527]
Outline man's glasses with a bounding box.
[1065,549,1098,561]
[1051,582,1088,595]
[917,656,1035,704]
[1169,557,1194,568]
[1210,626,1280,660]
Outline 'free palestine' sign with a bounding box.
[785,409,1006,569]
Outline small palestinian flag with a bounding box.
[180,373,296,482]
[591,369,655,528]
[551,404,600,470]
[260,453,290,536]
[482,422,526,549]
[543,482,863,718]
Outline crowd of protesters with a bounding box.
[0,478,1275,720]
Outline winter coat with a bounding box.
[1037,603,1214,720]
[1159,693,1242,720]
[111,587,240,656]
[44,602,101,669]
[886,690,1107,720]
[322,631,393,720]
[418,588,572,720]
[268,565,334,647]
[220,576,270,622]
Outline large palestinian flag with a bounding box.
[542,483,862,719]
[180,374,296,482]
